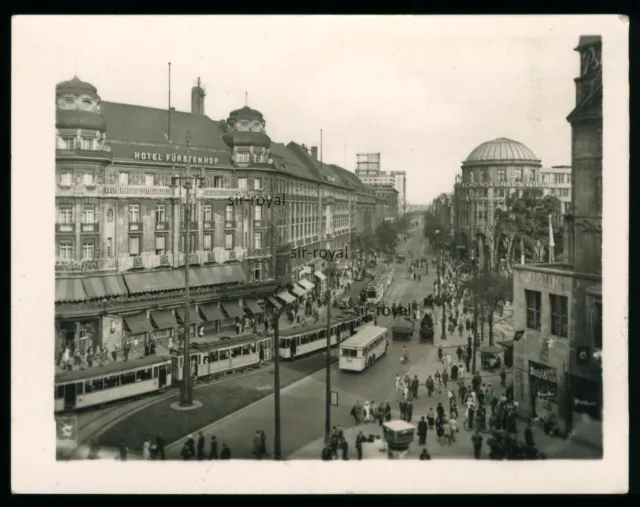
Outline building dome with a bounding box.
[55,76,106,133]
[463,138,540,166]
[227,106,264,122]
[56,76,99,100]
[222,130,271,149]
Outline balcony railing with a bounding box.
[56,223,75,233]
[225,220,237,229]
[129,222,143,232]
[200,188,241,199]
[155,221,170,231]
[203,220,214,230]
[56,149,113,161]
[253,220,264,228]
[103,185,173,198]
[80,222,99,233]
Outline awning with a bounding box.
[267,296,282,309]
[290,286,306,297]
[314,270,326,281]
[199,303,225,322]
[298,279,315,291]
[208,264,247,285]
[277,291,296,304]
[124,270,184,294]
[175,306,203,324]
[123,313,154,335]
[244,299,263,314]
[55,279,87,302]
[151,310,177,330]
[497,340,514,347]
[221,301,244,319]
[102,275,128,296]
[81,277,108,299]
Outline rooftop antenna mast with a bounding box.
[168,62,172,144]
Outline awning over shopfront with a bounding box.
[55,278,88,302]
[199,303,225,322]
[298,279,315,291]
[102,275,128,297]
[81,275,129,299]
[123,313,154,335]
[81,277,108,299]
[497,340,514,347]
[290,286,306,297]
[124,270,183,294]
[267,296,282,309]
[244,299,263,315]
[277,291,296,304]
[221,301,244,319]
[175,306,203,324]
[151,310,177,330]
[314,270,326,281]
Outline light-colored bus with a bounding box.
[339,325,389,372]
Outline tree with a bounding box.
[352,232,377,254]
[422,210,448,250]
[375,221,399,254]
[494,189,563,271]
[463,271,513,346]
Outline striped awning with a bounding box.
[81,277,107,299]
[123,313,154,335]
[277,291,296,304]
[199,303,225,322]
[244,299,263,314]
[55,278,87,302]
[298,279,315,291]
[81,275,128,299]
[267,297,282,310]
[175,306,203,324]
[290,286,306,297]
[221,301,244,319]
[124,270,184,294]
[151,310,177,330]
[314,270,326,281]
[102,275,128,296]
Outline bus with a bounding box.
[55,355,172,412]
[339,325,389,372]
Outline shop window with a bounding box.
[550,294,568,337]
[525,290,541,330]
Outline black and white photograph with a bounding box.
[12,14,628,494]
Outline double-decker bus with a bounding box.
[339,325,389,372]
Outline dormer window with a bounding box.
[235,152,250,164]
[82,99,92,110]
[65,97,75,107]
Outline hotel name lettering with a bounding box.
[133,152,219,165]
[529,363,557,383]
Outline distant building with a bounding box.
[540,166,572,215]
[511,36,602,452]
[355,153,407,216]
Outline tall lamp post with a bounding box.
[441,258,447,341]
[171,134,205,407]
[471,248,479,375]
[325,287,333,438]
[272,307,282,460]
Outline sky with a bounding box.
[15,16,606,204]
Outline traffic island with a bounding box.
[170,400,203,411]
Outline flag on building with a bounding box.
[548,214,555,263]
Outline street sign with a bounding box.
[56,415,78,444]
[330,390,339,406]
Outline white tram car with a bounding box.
[54,355,172,412]
[169,334,272,383]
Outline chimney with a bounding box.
[311,146,318,160]
[191,77,206,115]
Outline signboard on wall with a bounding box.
[528,360,558,383]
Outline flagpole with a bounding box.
[168,62,171,144]
[548,214,555,263]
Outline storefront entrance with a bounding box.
[528,360,558,420]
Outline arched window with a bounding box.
[107,209,114,222]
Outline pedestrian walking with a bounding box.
[442,370,449,388]
[197,431,206,460]
[208,435,218,459]
[500,368,507,388]
[456,346,463,363]
[220,444,231,460]
[471,430,483,459]
[418,416,428,446]
[406,400,414,423]
[142,437,151,460]
[355,431,364,460]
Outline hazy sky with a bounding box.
[17,16,601,203]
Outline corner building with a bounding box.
[511,36,603,452]
[55,76,381,354]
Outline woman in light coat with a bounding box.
[142,437,151,460]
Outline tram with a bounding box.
[278,312,374,359]
[169,334,272,383]
[366,281,385,305]
[54,355,172,412]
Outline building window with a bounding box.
[129,204,140,223]
[254,206,262,221]
[83,172,94,186]
[80,138,92,151]
[181,233,196,253]
[497,168,506,182]
[60,172,73,186]
[564,202,571,214]
[129,236,140,257]
[236,152,250,164]
[59,206,73,224]
[107,237,113,257]
[145,173,155,186]
[554,173,564,184]
[182,204,196,222]
[225,205,233,221]
[253,264,262,281]
[254,232,262,249]
[550,294,568,337]
[203,233,212,251]
[560,188,570,197]
[590,301,602,349]
[82,206,95,224]
[254,178,262,190]
[513,169,523,181]
[203,205,212,222]
[213,176,223,188]
[225,232,233,250]
[525,290,542,330]
[155,204,165,223]
[118,172,129,185]
[63,138,75,150]
[107,209,113,222]
[82,241,95,261]
[59,242,73,260]
[155,235,166,255]
[238,177,248,190]
[566,174,572,184]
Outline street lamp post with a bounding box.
[325,287,332,438]
[272,308,282,460]
[441,258,447,341]
[171,134,205,407]
[471,249,479,375]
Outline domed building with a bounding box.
[453,137,542,263]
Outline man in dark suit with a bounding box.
[417,416,428,446]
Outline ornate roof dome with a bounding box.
[56,76,99,100]
[222,130,271,149]
[463,138,540,166]
[227,106,264,122]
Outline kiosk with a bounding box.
[382,420,415,459]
